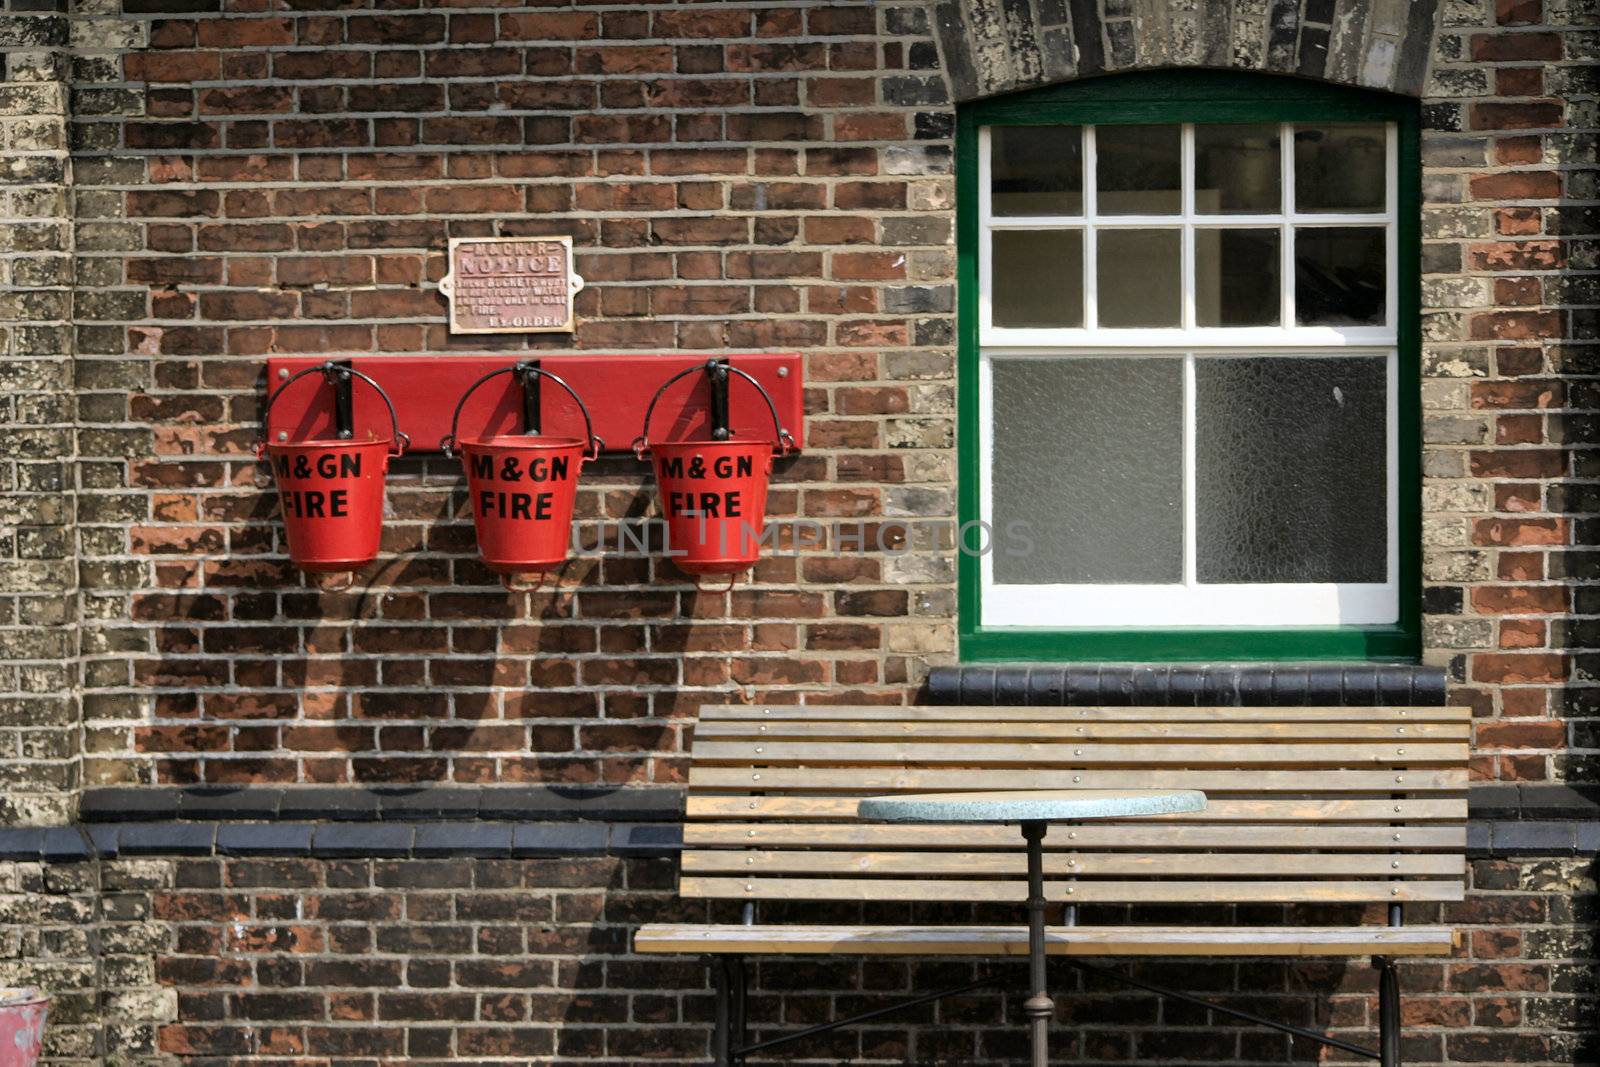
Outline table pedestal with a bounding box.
[1021,820,1052,1067]
[855,790,1206,1066]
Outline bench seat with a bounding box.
[641,703,1470,1063]
[635,923,1459,957]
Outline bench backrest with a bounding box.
[681,704,1470,907]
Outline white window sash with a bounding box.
[977,122,1400,631]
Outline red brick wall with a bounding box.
[0,0,1561,795]
[70,1,957,789]
[1418,0,1595,782]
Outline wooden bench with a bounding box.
[636,703,1470,1065]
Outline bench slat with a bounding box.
[634,924,1459,956]
[696,721,1470,742]
[683,824,1466,849]
[682,850,1464,877]
[692,740,1466,767]
[684,796,1467,821]
[672,706,1470,915]
[689,767,1467,793]
[682,876,1465,903]
[699,705,1471,723]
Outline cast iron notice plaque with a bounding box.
[438,236,584,334]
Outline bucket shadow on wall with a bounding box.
[156,450,619,788]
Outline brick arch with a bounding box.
[931,0,1443,101]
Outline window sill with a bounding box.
[959,623,1419,664]
[927,660,1444,707]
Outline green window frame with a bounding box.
[956,70,1422,663]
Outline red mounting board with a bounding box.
[263,353,804,454]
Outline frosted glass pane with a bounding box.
[1194,356,1387,584]
[991,358,1183,584]
[1294,124,1386,212]
[992,126,1084,216]
[1096,124,1181,214]
[1295,226,1385,326]
[1097,229,1181,327]
[992,230,1084,328]
[1195,229,1280,327]
[1194,124,1282,214]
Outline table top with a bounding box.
[855,788,1207,824]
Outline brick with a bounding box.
[1471,32,1562,60]
[125,51,221,82]
[1472,653,1569,683]
[1469,311,1564,341]
[216,825,313,857]
[1468,171,1561,199]
[1472,585,1567,613]
[1469,103,1564,130]
[1473,517,1569,544]
[1477,719,1567,748]
[311,825,413,857]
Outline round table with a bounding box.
[856,789,1207,1067]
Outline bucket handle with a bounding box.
[440,362,603,460]
[256,361,410,461]
[631,360,796,460]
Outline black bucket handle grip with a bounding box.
[631,359,795,460]
[440,361,602,460]
[257,362,409,459]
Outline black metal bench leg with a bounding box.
[1377,956,1401,1067]
[712,955,747,1067]
[731,955,748,1053]
[712,956,731,1066]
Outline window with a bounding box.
[957,72,1420,662]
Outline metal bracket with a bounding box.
[264,353,803,454]
[710,951,1398,1064]
[515,360,542,436]
[1062,958,1386,1060]
[707,359,731,442]
[325,360,355,440]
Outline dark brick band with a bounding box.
[2,816,1593,861]
[79,781,1600,820]
[0,820,683,863]
[926,664,1450,707]
[24,782,1595,862]
[79,784,683,823]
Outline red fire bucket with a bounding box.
[633,362,795,577]
[0,989,48,1067]
[442,364,601,575]
[257,364,408,574]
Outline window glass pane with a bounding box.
[1097,229,1181,327]
[992,357,1183,584]
[1195,228,1280,327]
[1194,124,1281,214]
[992,126,1084,216]
[1194,356,1387,583]
[1295,226,1385,326]
[992,230,1084,328]
[1095,124,1181,215]
[1294,124,1386,213]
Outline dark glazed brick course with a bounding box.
[927,664,1450,706]
[0,819,681,860]
[81,784,684,822]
